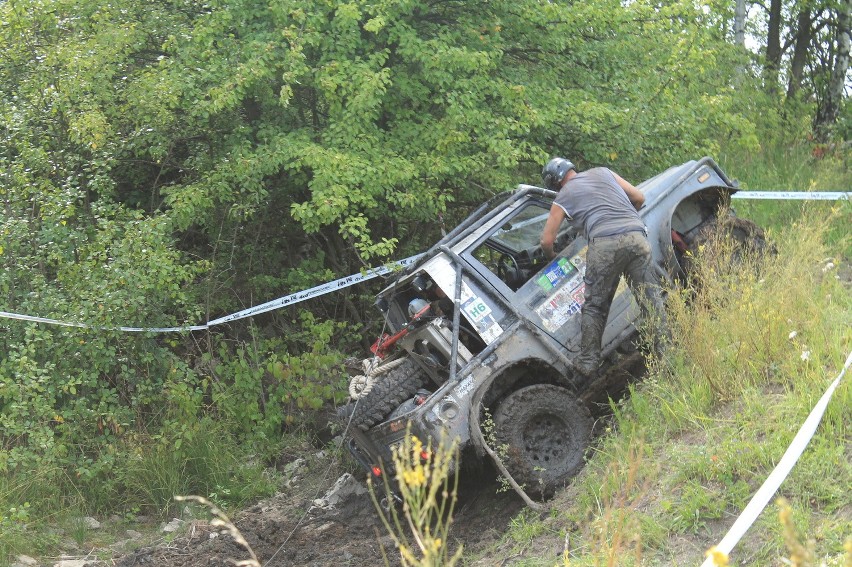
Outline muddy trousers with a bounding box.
[576,231,668,375]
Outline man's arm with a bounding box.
[540,204,566,260]
[612,172,644,210]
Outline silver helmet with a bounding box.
[541,157,576,190]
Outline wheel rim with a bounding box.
[520,411,570,470]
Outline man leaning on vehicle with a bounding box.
[539,157,668,378]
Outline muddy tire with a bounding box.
[685,215,770,275]
[343,358,428,431]
[492,384,593,498]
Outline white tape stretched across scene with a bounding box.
[0,190,848,333]
[0,189,848,564]
[731,191,849,200]
[0,255,422,333]
[700,350,852,567]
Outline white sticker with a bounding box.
[536,283,584,332]
[463,297,492,323]
[479,322,504,343]
[453,376,475,399]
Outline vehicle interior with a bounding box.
[471,200,577,291]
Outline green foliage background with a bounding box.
[0,0,848,543]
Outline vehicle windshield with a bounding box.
[487,204,551,254]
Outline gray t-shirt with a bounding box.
[553,167,645,239]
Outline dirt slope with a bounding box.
[114,471,525,567]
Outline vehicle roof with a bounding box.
[638,157,737,202]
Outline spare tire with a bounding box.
[344,358,428,431]
[493,384,593,498]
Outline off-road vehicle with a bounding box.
[339,157,765,502]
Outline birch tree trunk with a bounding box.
[815,0,852,139]
[735,0,747,47]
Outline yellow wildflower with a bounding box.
[402,465,426,487]
[409,435,423,455]
[705,546,729,566]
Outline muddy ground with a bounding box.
[113,469,527,567]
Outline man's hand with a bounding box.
[540,204,566,261]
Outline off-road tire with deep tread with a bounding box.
[492,384,593,498]
[345,358,428,431]
[685,215,770,273]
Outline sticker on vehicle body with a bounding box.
[534,250,588,332]
[536,257,578,292]
[459,283,503,343]
[536,282,585,332]
[570,284,585,304]
[426,260,504,344]
[463,296,492,323]
[534,246,630,333]
[478,322,503,343]
[452,375,475,399]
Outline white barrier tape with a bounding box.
[0,311,207,333]
[0,254,423,333]
[205,254,422,326]
[700,350,852,567]
[732,191,849,200]
[0,191,847,333]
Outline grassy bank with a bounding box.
[720,140,850,255]
[0,419,280,563]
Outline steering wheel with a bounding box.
[497,254,520,286]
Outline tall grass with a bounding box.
[119,418,279,516]
[371,427,464,567]
[668,208,847,402]
[719,139,849,193]
[0,468,65,562]
[0,418,277,566]
[719,141,851,254]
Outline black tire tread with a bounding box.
[492,384,593,498]
[348,358,428,431]
[688,215,769,259]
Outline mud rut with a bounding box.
[115,355,645,567]
[114,474,524,567]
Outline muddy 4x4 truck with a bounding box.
[338,157,766,504]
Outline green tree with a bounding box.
[1,0,765,475]
[713,0,851,139]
